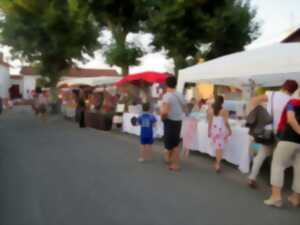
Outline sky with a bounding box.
[4,0,300,75]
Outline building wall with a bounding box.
[0,65,10,98]
[23,75,40,99]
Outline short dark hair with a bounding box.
[282,80,298,94]
[35,87,42,94]
[142,103,150,112]
[165,76,177,88]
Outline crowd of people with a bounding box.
[136,76,300,209]
[26,76,300,209]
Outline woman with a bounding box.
[74,90,86,128]
[35,87,48,122]
[208,96,232,172]
[247,80,298,188]
[264,92,300,207]
[160,76,187,171]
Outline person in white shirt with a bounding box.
[247,80,299,188]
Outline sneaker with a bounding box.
[248,180,257,189]
[138,158,145,163]
[264,198,283,208]
[288,196,300,207]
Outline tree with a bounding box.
[88,0,148,76]
[0,0,99,86]
[147,0,259,75]
[204,0,259,60]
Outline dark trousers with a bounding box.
[79,111,86,128]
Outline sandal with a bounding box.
[288,196,300,207]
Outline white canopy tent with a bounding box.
[57,76,121,87]
[177,43,300,93]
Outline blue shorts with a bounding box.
[140,137,154,145]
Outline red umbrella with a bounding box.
[116,71,168,86]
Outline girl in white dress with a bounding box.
[208,96,232,172]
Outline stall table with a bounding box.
[182,117,251,173]
[61,104,76,119]
[122,113,164,138]
[85,111,113,131]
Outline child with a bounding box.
[208,96,232,172]
[137,103,157,162]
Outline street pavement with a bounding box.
[0,106,299,225]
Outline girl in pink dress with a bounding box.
[208,96,232,172]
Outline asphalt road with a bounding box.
[0,106,299,225]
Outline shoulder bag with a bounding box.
[253,92,276,146]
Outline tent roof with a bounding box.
[178,43,300,91]
[57,76,121,87]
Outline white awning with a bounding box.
[177,43,300,92]
[57,76,121,87]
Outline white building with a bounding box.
[0,53,10,99]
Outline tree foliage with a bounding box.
[204,0,259,59]
[88,0,148,76]
[0,0,99,85]
[147,0,259,74]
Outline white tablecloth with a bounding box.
[122,113,164,138]
[182,118,251,173]
[61,105,76,118]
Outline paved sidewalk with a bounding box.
[0,108,299,225]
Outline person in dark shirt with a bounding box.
[137,103,156,162]
[264,97,300,208]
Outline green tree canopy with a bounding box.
[147,0,259,74]
[0,0,99,85]
[202,0,259,60]
[88,0,148,76]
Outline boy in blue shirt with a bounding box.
[137,103,157,162]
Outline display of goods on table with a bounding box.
[85,111,113,131]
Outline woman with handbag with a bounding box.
[247,80,298,188]
[160,76,187,171]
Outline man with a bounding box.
[160,76,187,171]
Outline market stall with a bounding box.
[177,43,300,93]
[58,76,121,130]
[122,112,164,138]
[177,43,300,174]
[182,117,250,173]
[60,88,76,119]
[116,71,168,137]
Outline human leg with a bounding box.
[138,144,146,162]
[164,119,181,170]
[169,147,180,171]
[265,141,299,207]
[288,151,300,207]
[248,145,272,186]
[146,144,153,160]
[215,148,222,172]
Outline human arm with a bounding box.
[287,104,300,135]
[160,94,170,118]
[223,110,232,137]
[207,107,213,137]
[160,102,170,118]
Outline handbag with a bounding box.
[253,128,275,145]
[253,92,276,146]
